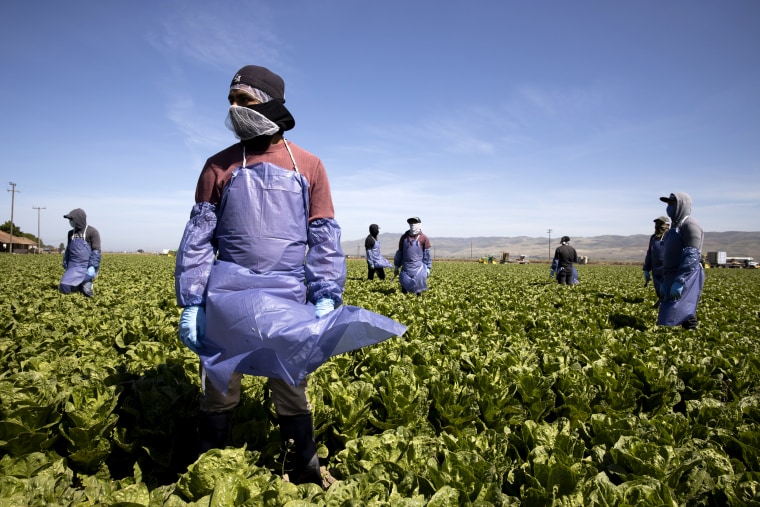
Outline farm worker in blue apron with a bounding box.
[394,216,432,295]
[643,215,670,306]
[365,224,392,280]
[657,192,704,329]
[59,208,101,297]
[174,65,406,487]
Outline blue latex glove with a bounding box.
[315,298,335,319]
[644,271,651,283]
[87,266,96,278]
[549,270,555,278]
[670,281,684,300]
[179,305,206,353]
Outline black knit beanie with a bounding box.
[231,65,286,101]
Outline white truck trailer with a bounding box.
[706,251,727,267]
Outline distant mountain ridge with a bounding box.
[341,231,760,263]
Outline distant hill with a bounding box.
[342,231,760,263]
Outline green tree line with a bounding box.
[1,220,52,248]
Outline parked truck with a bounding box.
[705,251,757,268]
[706,251,727,268]
[727,257,758,269]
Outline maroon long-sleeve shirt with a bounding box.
[194,139,336,222]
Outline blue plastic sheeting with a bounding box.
[61,238,92,287]
[198,289,407,391]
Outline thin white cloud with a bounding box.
[146,0,283,72]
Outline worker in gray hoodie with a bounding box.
[60,208,101,297]
[657,192,704,329]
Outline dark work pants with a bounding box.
[368,266,386,280]
[557,268,573,285]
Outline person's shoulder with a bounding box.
[684,216,702,229]
[206,143,244,165]
[282,140,323,166]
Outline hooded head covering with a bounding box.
[63,209,87,230]
[369,224,380,238]
[660,192,692,226]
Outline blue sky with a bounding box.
[2,0,758,252]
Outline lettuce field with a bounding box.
[2,253,760,506]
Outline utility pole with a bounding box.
[547,228,552,260]
[7,182,19,254]
[33,206,46,253]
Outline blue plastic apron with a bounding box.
[399,235,428,293]
[61,231,92,287]
[198,161,406,389]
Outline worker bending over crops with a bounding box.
[174,65,404,488]
[643,215,670,307]
[657,192,704,330]
[394,216,432,295]
[59,208,101,297]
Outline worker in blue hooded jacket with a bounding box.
[657,192,704,329]
[60,208,101,297]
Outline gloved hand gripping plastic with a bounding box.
[179,305,206,353]
[314,298,334,319]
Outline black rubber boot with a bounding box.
[278,413,322,486]
[197,410,233,455]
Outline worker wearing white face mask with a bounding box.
[174,64,405,488]
[394,217,432,295]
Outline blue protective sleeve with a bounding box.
[305,217,346,305]
[175,202,217,307]
[88,249,102,270]
[423,248,432,270]
[394,249,402,269]
[675,246,701,286]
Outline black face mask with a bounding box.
[239,100,296,151]
[246,99,295,133]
